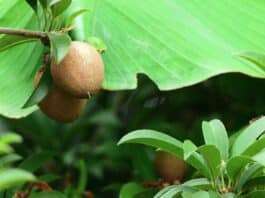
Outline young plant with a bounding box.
[0,132,36,192]
[118,117,265,197]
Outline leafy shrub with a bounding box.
[119,117,265,197]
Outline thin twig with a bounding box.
[0,27,49,44]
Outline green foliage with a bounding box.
[0,132,36,191]
[1,1,265,117]
[47,32,71,64]
[119,117,265,197]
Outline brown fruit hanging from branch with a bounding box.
[39,86,87,123]
[51,41,104,98]
[154,151,187,182]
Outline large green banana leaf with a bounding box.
[70,0,265,90]
[0,0,265,118]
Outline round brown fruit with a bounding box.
[51,41,104,98]
[39,86,87,123]
[154,151,187,182]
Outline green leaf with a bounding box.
[0,0,44,118]
[226,156,254,182]
[197,145,222,180]
[191,191,209,198]
[48,32,71,64]
[0,143,13,154]
[182,140,212,178]
[86,36,107,53]
[0,168,36,190]
[242,138,265,157]
[162,187,197,198]
[65,8,89,27]
[244,176,265,192]
[239,52,265,70]
[183,140,197,160]
[19,151,54,172]
[182,178,211,189]
[202,120,229,160]
[0,133,22,145]
[232,117,265,156]
[29,191,67,198]
[226,156,254,181]
[252,150,265,166]
[23,65,52,107]
[68,0,265,91]
[246,190,265,198]
[0,154,22,167]
[118,130,183,158]
[0,35,37,52]
[119,182,145,198]
[50,0,72,17]
[235,163,264,192]
[39,174,60,183]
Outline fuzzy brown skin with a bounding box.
[154,151,187,182]
[51,41,104,98]
[39,86,87,123]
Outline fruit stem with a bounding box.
[0,27,49,44]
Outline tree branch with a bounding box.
[0,27,49,44]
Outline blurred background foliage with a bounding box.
[0,73,264,197]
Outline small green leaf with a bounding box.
[0,35,37,53]
[235,163,264,192]
[0,154,22,167]
[226,156,253,182]
[65,8,88,27]
[86,37,107,53]
[19,151,54,172]
[23,65,52,108]
[118,130,183,158]
[156,186,196,198]
[239,52,265,70]
[0,143,13,154]
[202,120,229,160]
[232,117,265,156]
[0,133,22,145]
[48,32,71,64]
[50,0,72,17]
[154,185,178,198]
[29,191,67,198]
[119,182,145,198]
[0,168,36,190]
[197,145,222,181]
[183,140,197,160]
